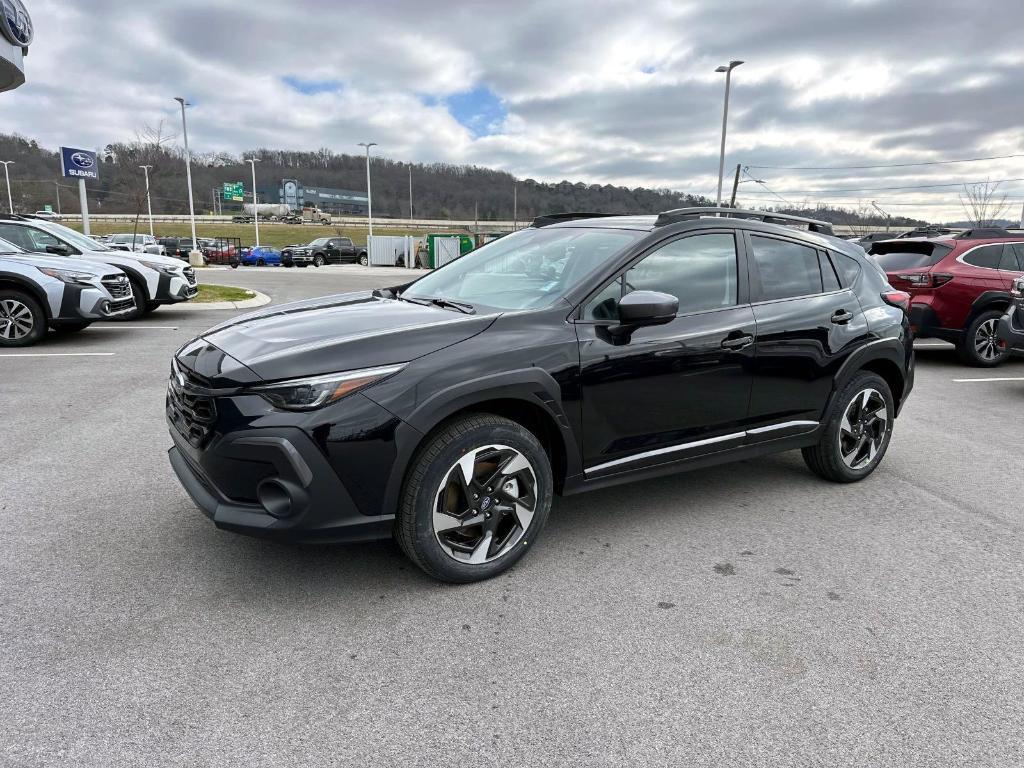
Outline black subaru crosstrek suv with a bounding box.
[167,208,914,582]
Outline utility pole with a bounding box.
[246,158,260,248]
[408,164,413,220]
[513,183,517,230]
[139,165,154,236]
[729,163,741,208]
[54,181,62,216]
[871,200,892,232]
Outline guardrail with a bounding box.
[55,213,522,232]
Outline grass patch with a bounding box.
[64,221,437,249]
[195,284,256,303]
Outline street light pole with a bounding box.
[408,164,413,220]
[513,183,517,230]
[0,161,14,213]
[714,60,744,207]
[54,181,62,216]
[174,97,199,258]
[358,142,377,242]
[139,165,154,236]
[246,158,260,247]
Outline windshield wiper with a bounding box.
[425,297,475,314]
[397,295,475,314]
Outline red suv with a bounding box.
[870,229,1024,366]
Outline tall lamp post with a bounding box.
[1,161,14,214]
[871,200,893,232]
[139,165,154,236]
[246,158,260,247]
[358,141,377,242]
[714,60,744,207]
[174,97,199,260]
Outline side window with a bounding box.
[27,229,62,251]
[962,244,1003,269]
[998,244,1023,272]
[750,235,823,301]
[820,251,841,292]
[833,253,862,287]
[0,224,33,251]
[583,233,738,320]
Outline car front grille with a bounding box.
[166,362,217,448]
[101,275,132,299]
[106,298,135,316]
[183,267,197,285]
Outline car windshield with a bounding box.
[36,221,113,252]
[0,236,25,254]
[403,227,643,311]
[308,238,330,247]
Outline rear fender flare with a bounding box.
[825,338,909,418]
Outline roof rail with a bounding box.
[954,227,1012,239]
[654,207,834,235]
[0,213,31,221]
[531,212,623,228]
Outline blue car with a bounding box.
[236,246,282,267]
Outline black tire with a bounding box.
[230,262,239,269]
[0,289,46,347]
[359,254,368,266]
[312,254,325,267]
[395,414,553,583]
[143,301,160,315]
[50,321,91,334]
[257,258,266,267]
[111,276,149,321]
[956,310,1008,367]
[802,371,895,483]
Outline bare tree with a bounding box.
[959,180,1010,227]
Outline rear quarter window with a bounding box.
[961,244,1004,269]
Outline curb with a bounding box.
[175,289,273,311]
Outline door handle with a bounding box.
[831,309,854,324]
[721,334,754,350]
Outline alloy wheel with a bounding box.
[432,444,538,564]
[0,299,34,340]
[838,388,889,470]
[974,318,1005,362]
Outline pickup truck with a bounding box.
[281,237,368,267]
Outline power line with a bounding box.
[742,167,791,205]
[746,153,1024,171]
[739,176,1024,194]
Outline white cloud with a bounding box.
[1,0,1023,220]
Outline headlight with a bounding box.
[139,260,182,277]
[249,364,404,411]
[36,266,96,285]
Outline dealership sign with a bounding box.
[60,147,99,180]
[1,0,32,47]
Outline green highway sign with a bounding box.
[222,182,245,202]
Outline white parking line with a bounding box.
[953,377,1024,383]
[0,352,116,358]
[90,325,179,330]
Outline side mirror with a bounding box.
[617,290,678,327]
[45,243,69,256]
[599,290,678,345]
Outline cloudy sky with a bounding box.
[3,0,1023,221]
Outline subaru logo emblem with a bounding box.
[480,496,492,511]
[0,0,32,47]
[70,152,95,170]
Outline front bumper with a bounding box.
[160,270,199,302]
[997,304,1024,355]
[167,425,395,544]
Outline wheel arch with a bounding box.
[828,339,908,418]
[966,291,1012,326]
[116,264,152,301]
[0,274,53,320]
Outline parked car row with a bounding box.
[0,214,198,345]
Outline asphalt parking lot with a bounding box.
[2,265,1023,767]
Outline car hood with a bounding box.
[0,252,121,276]
[198,290,498,381]
[78,249,184,270]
